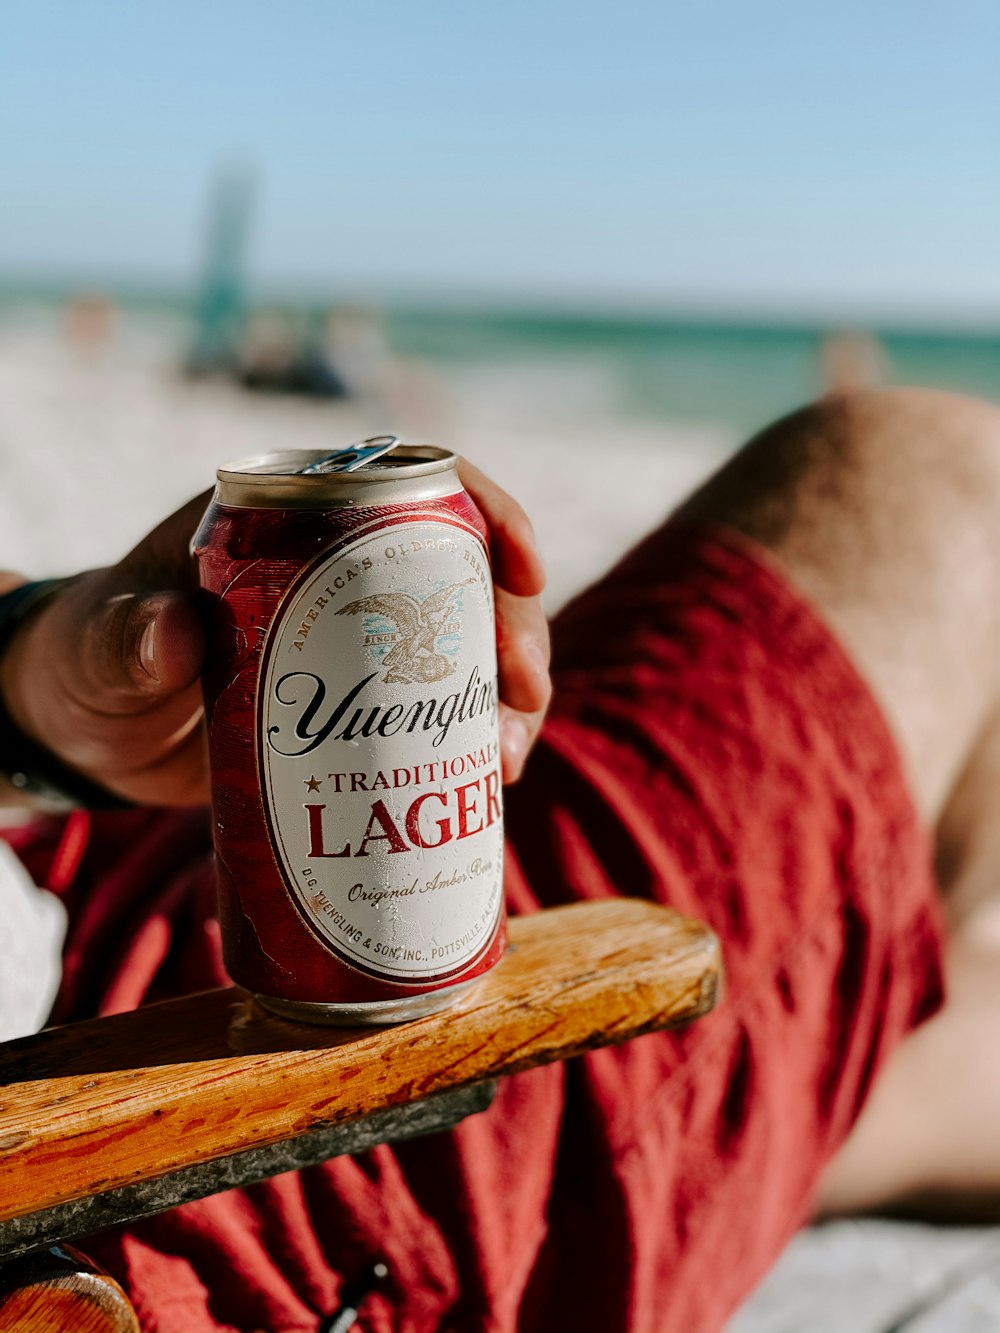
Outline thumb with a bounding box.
[66,489,211,708]
[77,586,205,710]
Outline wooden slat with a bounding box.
[0,900,719,1223]
[0,1085,494,1259]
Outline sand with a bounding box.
[0,318,733,607]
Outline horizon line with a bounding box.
[0,266,998,336]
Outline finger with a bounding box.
[133,593,206,693]
[72,583,205,712]
[495,588,552,784]
[458,459,546,597]
[495,587,551,716]
[114,490,214,593]
[499,702,548,785]
[1,579,209,804]
[68,489,212,709]
[102,698,210,807]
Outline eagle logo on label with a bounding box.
[336,579,475,684]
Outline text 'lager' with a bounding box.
[193,443,504,1023]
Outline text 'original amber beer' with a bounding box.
[193,439,505,1023]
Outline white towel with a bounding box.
[0,840,66,1040]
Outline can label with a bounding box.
[258,515,503,982]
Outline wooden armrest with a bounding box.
[0,899,719,1257]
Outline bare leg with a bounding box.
[678,387,1000,825]
[678,388,1000,1216]
[818,706,1000,1219]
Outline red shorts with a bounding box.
[6,525,945,1333]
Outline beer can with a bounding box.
[193,443,505,1023]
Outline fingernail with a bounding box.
[139,617,160,682]
[525,639,548,675]
[502,718,530,771]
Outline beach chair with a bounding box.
[0,898,719,1331]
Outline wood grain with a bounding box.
[0,1246,139,1332]
[0,900,719,1226]
[1,1085,493,1258]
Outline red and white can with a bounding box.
[193,443,505,1023]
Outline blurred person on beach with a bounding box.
[236,308,348,399]
[820,329,888,395]
[63,292,119,360]
[1,388,999,1330]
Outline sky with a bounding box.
[2,0,998,321]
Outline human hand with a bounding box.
[459,458,551,783]
[0,492,211,807]
[0,464,550,808]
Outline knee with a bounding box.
[779,387,1000,485]
[677,387,1000,544]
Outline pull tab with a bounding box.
[300,436,399,475]
[320,1260,390,1332]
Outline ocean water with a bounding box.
[1,280,998,441]
[385,308,1000,439]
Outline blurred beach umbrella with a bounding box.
[187,166,255,375]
